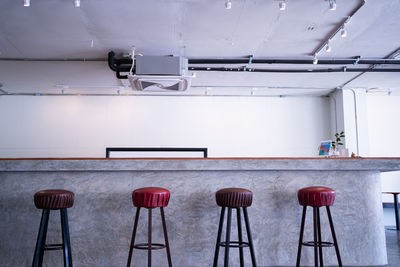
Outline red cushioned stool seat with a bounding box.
[296,186,342,267]
[127,187,173,267]
[132,187,170,208]
[298,186,335,207]
[215,188,253,207]
[34,189,75,209]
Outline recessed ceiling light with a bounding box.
[225,1,232,9]
[279,1,286,11]
[24,0,30,7]
[329,0,336,11]
[74,0,80,8]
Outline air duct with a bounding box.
[128,55,192,91]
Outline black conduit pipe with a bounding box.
[108,51,400,68]
[107,51,400,79]
[189,67,400,73]
[188,58,400,65]
[108,51,119,71]
[108,51,400,66]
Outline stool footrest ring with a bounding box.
[302,241,335,247]
[219,241,250,248]
[44,244,64,251]
[133,243,166,250]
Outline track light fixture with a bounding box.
[325,41,332,52]
[313,56,318,65]
[329,0,336,11]
[74,0,80,7]
[225,0,232,9]
[279,1,286,11]
[340,28,347,38]
[24,0,30,7]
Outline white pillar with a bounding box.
[329,88,369,156]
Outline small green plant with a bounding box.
[331,131,345,150]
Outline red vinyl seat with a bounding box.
[132,187,170,208]
[298,186,336,207]
[215,188,253,207]
[34,189,75,210]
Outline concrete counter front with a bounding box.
[1,158,400,267]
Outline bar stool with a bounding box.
[213,188,257,267]
[32,189,75,267]
[296,186,342,267]
[127,187,172,267]
[382,192,400,230]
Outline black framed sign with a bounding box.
[106,147,208,158]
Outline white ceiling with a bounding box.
[0,0,399,94]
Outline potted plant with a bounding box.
[331,131,348,157]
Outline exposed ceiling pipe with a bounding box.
[188,67,400,73]
[0,58,105,62]
[188,58,400,65]
[108,51,400,79]
[339,46,400,89]
[0,92,322,98]
[191,85,332,90]
[53,84,333,91]
[109,52,400,67]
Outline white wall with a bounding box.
[0,95,331,157]
[366,95,400,202]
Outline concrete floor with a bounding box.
[272,207,400,267]
[380,207,400,267]
[381,227,400,267]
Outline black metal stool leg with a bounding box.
[61,208,73,267]
[224,207,232,267]
[160,207,173,267]
[326,206,342,267]
[236,208,245,267]
[243,207,257,267]
[296,206,307,267]
[393,193,400,230]
[127,207,141,267]
[313,207,318,267]
[38,210,50,267]
[316,207,323,267]
[32,209,50,267]
[213,207,226,267]
[148,208,152,267]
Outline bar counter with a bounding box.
[1,157,400,267]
